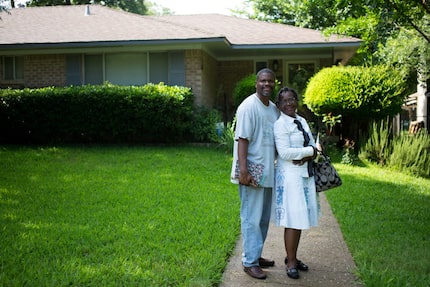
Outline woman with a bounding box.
[272,87,320,279]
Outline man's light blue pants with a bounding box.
[239,185,272,267]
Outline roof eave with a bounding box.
[0,37,231,51]
[231,42,362,49]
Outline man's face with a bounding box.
[256,72,275,97]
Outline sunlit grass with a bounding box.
[0,145,240,286]
[326,161,430,287]
[2,145,429,286]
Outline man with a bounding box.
[230,68,279,279]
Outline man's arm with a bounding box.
[238,137,257,186]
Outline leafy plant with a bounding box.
[232,74,257,107]
[189,107,222,143]
[217,117,236,153]
[0,83,222,144]
[322,113,342,136]
[303,65,407,118]
[388,130,430,178]
[360,120,429,178]
[360,119,393,165]
[341,138,357,165]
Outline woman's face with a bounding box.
[278,91,298,117]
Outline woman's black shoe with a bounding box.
[286,267,299,279]
[284,258,309,271]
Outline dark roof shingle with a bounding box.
[0,5,361,47]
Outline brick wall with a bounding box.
[185,49,221,108]
[200,52,218,107]
[185,51,254,120]
[25,55,66,88]
[218,60,254,120]
[185,50,203,105]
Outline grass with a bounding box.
[0,145,240,286]
[1,145,429,286]
[326,158,430,287]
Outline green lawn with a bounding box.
[0,145,240,286]
[326,161,430,287]
[1,145,429,286]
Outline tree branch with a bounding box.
[389,0,430,43]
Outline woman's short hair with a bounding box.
[276,86,299,106]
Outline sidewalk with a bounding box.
[219,193,364,287]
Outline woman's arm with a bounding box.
[274,121,315,161]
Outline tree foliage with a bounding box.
[377,27,430,91]
[303,66,407,119]
[27,0,148,15]
[242,0,430,65]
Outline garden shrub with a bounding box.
[189,107,222,143]
[0,83,218,144]
[388,130,430,178]
[359,120,393,165]
[303,65,407,118]
[216,117,236,154]
[360,120,429,178]
[233,74,257,107]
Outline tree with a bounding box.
[304,66,406,118]
[303,65,407,139]
[242,0,430,132]
[27,0,148,15]
[241,0,429,65]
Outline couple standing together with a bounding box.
[230,68,320,280]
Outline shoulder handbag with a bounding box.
[313,151,342,192]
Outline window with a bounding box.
[80,52,185,86]
[287,63,316,94]
[149,53,168,84]
[149,52,185,86]
[168,51,185,86]
[3,56,24,80]
[66,55,82,85]
[84,54,103,85]
[255,61,267,73]
[106,53,147,85]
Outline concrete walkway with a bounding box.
[219,193,364,287]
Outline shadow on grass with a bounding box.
[326,167,430,287]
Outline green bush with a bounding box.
[216,117,236,154]
[303,65,407,118]
[360,120,429,178]
[232,74,257,107]
[189,107,222,143]
[0,83,218,144]
[360,120,393,165]
[388,130,430,178]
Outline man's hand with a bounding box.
[239,170,258,187]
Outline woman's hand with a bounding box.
[293,155,314,166]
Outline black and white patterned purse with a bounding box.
[313,152,342,192]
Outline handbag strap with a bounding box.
[316,149,330,162]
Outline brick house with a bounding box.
[0,5,361,120]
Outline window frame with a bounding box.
[3,56,24,81]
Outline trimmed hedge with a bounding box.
[303,65,407,118]
[0,83,219,144]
